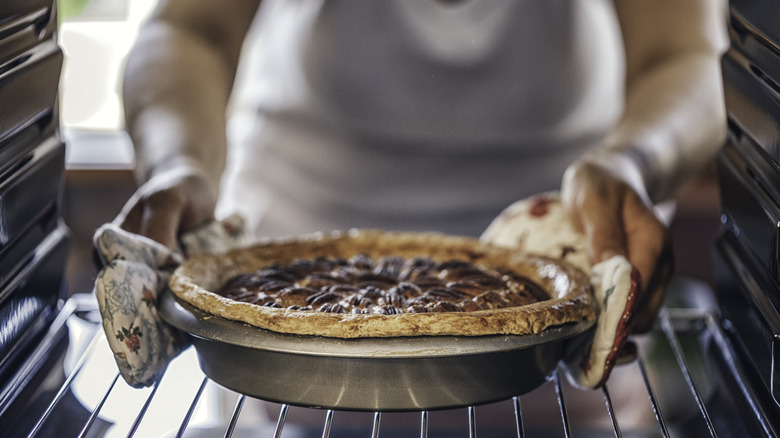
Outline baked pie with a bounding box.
[169,229,596,338]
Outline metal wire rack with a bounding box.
[8,289,780,438]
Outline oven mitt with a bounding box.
[480,192,640,389]
[93,214,249,388]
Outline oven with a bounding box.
[2,280,779,437]
[0,0,70,431]
[4,1,780,436]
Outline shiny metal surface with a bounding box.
[0,224,69,378]
[0,38,62,145]
[717,141,780,283]
[15,279,780,437]
[159,288,595,411]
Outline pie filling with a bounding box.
[218,254,551,315]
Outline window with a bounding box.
[59,0,156,167]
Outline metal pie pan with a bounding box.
[159,288,594,411]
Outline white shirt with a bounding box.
[218,0,625,238]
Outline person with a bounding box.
[115,0,727,334]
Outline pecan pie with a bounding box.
[169,230,596,338]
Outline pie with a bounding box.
[168,229,596,338]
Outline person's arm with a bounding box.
[117,0,261,248]
[561,0,728,332]
[602,0,729,202]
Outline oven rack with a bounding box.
[11,289,780,438]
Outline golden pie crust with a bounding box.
[169,230,597,338]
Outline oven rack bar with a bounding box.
[20,298,778,438]
[1,299,80,421]
[658,308,717,436]
[635,355,670,436]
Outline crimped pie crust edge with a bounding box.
[168,229,597,338]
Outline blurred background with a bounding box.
[7,1,776,436]
[58,0,722,297]
[59,0,148,294]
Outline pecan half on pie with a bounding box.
[169,230,596,338]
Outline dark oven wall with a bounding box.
[715,0,780,414]
[0,0,70,395]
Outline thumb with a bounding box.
[139,198,185,251]
[562,159,630,265]
[574,196,628,266]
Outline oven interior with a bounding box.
[3,0,780,436]
[3,279,780,437]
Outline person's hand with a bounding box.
[114,165,218,250]
[561,155,673,333]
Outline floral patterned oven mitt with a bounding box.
[93,215,249,388]
[480,192,640,389]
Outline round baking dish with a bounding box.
[159,288,594,411]
[168,230,597,339]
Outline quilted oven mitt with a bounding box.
[480,192,640,389]
[93,214,250,388]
